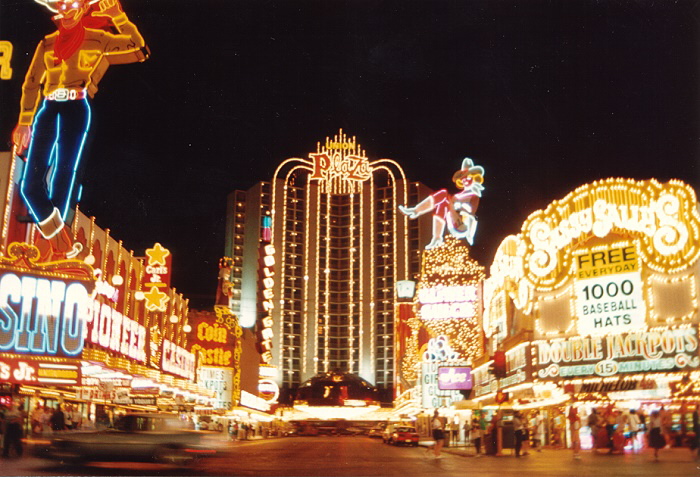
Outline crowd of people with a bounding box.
[0,402,93,459]
[29,404,84,435]
[455,404,700,461]
[586,405,700,460]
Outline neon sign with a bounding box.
[257,244,275,362]
[306,130,372,194]
[535,326,700,379]
[161,338,195,381]
[190,319,233,367]
[309,153,371,183]
[142,243,171,312]
[399,158,485,248]
[13,0,149,262]
[418,284,478,320]
[84,297,147,363]
[0,357,81,385]
[420,337,466,407]
[520,179,700,290]
[0,41,12,80]
[437,366,473,391]
[0,272,89,356]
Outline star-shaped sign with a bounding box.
[146,243,170,266]
[143,285,170,311]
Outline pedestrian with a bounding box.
[71,406,82,430]
[513,411,525,457]
[648,410,666,461]
[41,406,52,434]
[50,405,66,432]
[603,408,616,451]
[611,410,627,454]
[587,408,600,449]
[2,404,24,458]
[488,413,499,455]
[521,416,532,456]
[568,407,581,460]
[471,417,483,456]
[425,410,445,458]
[627,409,641,450]
[659,405,671,447]
[64,404,73,430]
[535,411,545,451]
[30,405,44,435]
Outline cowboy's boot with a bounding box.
[35,208,63,262]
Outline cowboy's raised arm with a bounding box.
[95,0,147,58]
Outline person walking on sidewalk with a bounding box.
[426,410,445,459]
[628,409,641,451]
[513,411,526,457]
[2,404,24,458]
[535,411,545,451]
[568,407,581,460]
[49,405,66,432]
[471,417,484,457]
[648,410,666,461]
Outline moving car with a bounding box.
[382,425,420,446]
[367,426,384,438]
[42,413,216,466]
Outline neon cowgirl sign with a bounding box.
[399,158,485,249]
[0,272,90,356]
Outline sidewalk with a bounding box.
[436,445,700,477]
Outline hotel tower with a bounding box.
[224,131,433,401]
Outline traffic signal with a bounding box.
[492,350,506,378]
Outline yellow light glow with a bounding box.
[518,178,700,291]
[416,235,485,360]
[143,285,169,311]
[145,242,170,266]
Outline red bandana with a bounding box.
[53,10,111,66]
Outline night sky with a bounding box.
[1,0,698,308]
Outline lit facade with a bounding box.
[479,178,700,406]
[224,130,433,399]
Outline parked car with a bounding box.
[367,426,384,438]
[383,425,420,446]
[41,413,216,466]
